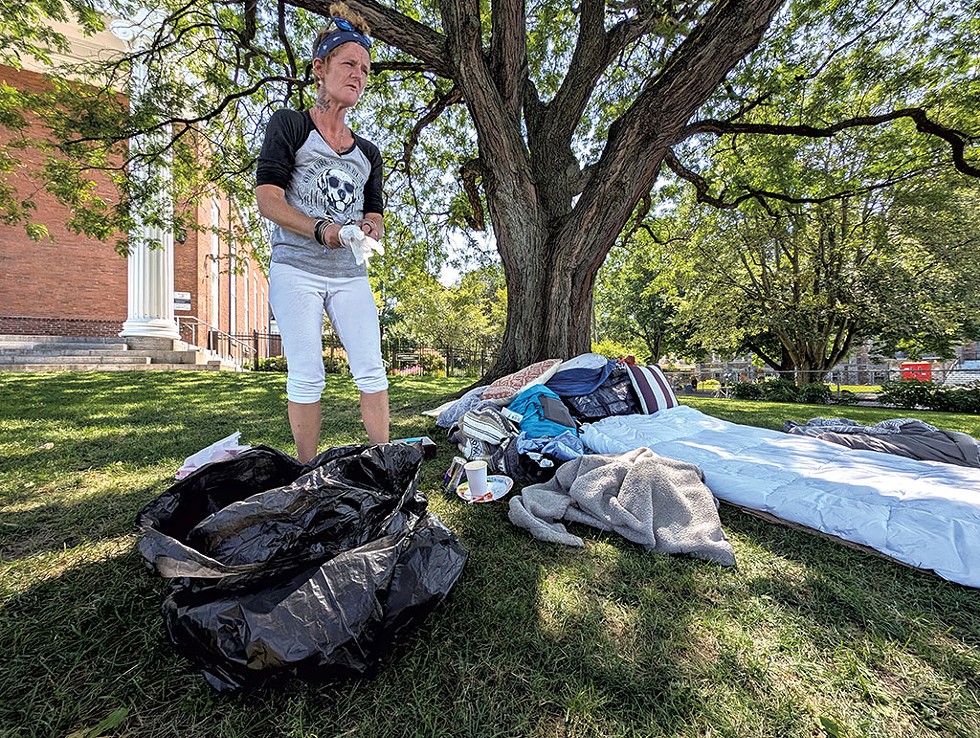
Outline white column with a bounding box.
[113,19,179,340]
[119,222,179,338]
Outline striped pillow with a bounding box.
[626,364,678,414]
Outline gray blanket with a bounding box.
[786,418,980,468]
[507,448,736,567]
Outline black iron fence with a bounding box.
[208,331,277,367]
[383,337,499,378]
[225,331,498,377]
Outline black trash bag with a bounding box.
[183,444,429,567]
[136,443,468,692]
[137,445,308,578]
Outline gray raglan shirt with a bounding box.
[256,109,384,278]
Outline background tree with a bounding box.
[594,230,695,363]
[663,171,980,383]
[635,0,980,383]
[387,264,504,358]
[2,0,977,377]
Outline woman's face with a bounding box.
[314,43,371,108]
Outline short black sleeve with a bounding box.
[353,134,384,215]
[256,109,315,190]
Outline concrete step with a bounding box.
[0,354,151,365]
[143,350,210,365]
[0,346,133,356]
[0,341,129,351]
[0,362,231,372]
[0,335,243,372]
[0,334,127,345]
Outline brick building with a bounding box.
[0,20,270,359]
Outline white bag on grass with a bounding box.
[176,432,251,479]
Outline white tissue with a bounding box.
[339,224,384,265]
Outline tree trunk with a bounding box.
[349,0,787,377]
[479,0,784,376]
[489,223,599,376]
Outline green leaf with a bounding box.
[817,714,845,737]
[65,707,129,738]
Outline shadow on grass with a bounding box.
[4,476,979,737]
[2,374,980,737]
[719,507,980,734]
[0,480,166,560]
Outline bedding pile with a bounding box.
[581,405,980,588]
[785,417,980,468]
[427,355,980,587]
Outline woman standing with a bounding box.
[256,3,388,463]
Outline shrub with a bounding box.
[926,383,980,414]
[831,389,859,405]
[323,353,349,374]
[877,379,935,409]
[700,378,721,391]
[730,381,762,400]
[256,355,288,372]
[391,364,423,376]
[255,353,352,375]
[420,350,446,375]
[797,383,831,405]
[758,378,800,403]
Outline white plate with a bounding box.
[456,475,514,503]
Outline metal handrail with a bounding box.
[177,316,256,363]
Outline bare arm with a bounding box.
[255,184,343,248]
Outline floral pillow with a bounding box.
[481,359,562,405]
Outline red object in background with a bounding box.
[901,362,932,381]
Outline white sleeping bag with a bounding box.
[581,405,980,588]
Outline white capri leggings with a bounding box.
[269,261,389,403]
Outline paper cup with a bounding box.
[463,460,488,499]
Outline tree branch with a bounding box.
[372,61,437,74]
[664,148,926,210]
[544,1,663,144]
[682,108,979,178]
[490,0,528,118]
[243,0,258,46]
[459,158,486,231]
[744,339,784,372]
[564,0,784,267]
[436,0,540,226]
[64,74,300,148]
[287,0,454,77]
[277,0,299,94]
[401,85,463,173]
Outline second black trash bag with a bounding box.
[165,512,466,692]
[136,442,468,692]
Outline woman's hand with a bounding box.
[357,214,383,240]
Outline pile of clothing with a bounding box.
[429,355,737,567]
[433,354,643,484]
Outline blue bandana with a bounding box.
[315,20,372,59]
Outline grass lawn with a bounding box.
[1,371,979,738]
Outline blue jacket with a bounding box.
[508,385,578,438]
